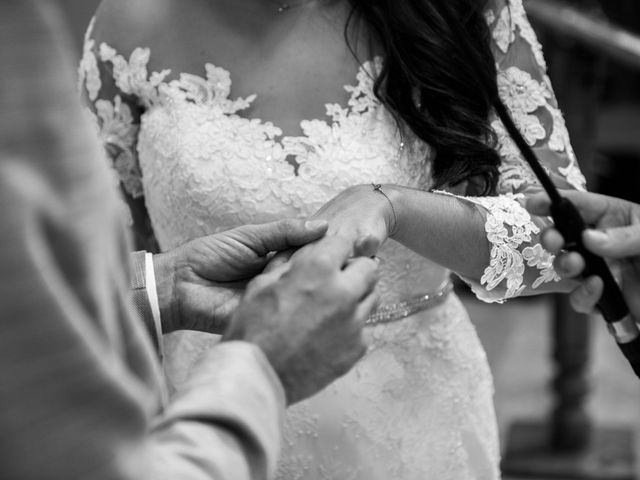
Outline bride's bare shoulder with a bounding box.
[90,0,175,54]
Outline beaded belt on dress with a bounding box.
[366,280,454,326]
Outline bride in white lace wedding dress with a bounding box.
[79,0,585,478]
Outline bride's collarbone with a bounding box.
[231,56,358,129]
[115,1,375,132]
[141,37,362,136]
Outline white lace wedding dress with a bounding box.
[79,1,585,478]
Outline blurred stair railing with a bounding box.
[527,0,640,70]
[502,1,639,479]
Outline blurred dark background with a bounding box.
[594,2,640,206]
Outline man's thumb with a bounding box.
[583,224,640,259]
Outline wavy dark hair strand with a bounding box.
[345,0,502,195]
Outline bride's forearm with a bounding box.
[384,185,490,281]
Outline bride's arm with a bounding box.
[78,17,158,252]
[383,182,572,302]
[316,0,584,303]
[435,0,585,302]
[394,0,586,301]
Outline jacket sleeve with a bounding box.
[0,2,283,479]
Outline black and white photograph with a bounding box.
[1,1,639,478]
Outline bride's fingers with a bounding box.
[264,249,295,273]
[246,266,288,293]
[291,236,354,271]
[353,234,381,258]
[340,257,379,300]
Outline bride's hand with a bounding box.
[262,185,395,274]
[310,184,396,257]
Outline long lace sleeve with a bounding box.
[78,18,158,251]
[449,0,587,303]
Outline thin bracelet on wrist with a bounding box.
[372,183,398,236]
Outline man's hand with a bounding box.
[223,236,379,405]
[152,219,329,334]
[527,191,640,319]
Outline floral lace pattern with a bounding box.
[78,1,583,304]
[436,191,559,303]
[460,0,586,301]
[489,0,585,194]
[78,1,584,478]
[279,295,499,480]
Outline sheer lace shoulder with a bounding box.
[448,0,586,302]
[78,18,145,198]
[78,19,422,205]
[78,18,259,199]
[487,0,586,193]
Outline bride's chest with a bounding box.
[137,97,433,220]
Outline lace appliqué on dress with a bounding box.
[434,191,559,303]
[95,97,143,197]
[78,19,261,200]
[78,21,146,198]
[488,0,586,193]
[78,21,425,206]
[442,0,584,303]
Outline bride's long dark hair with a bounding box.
[345,0,501,195]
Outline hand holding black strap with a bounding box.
[549,197,629,323]
[493,100,640,379]
[432,3,640,378]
